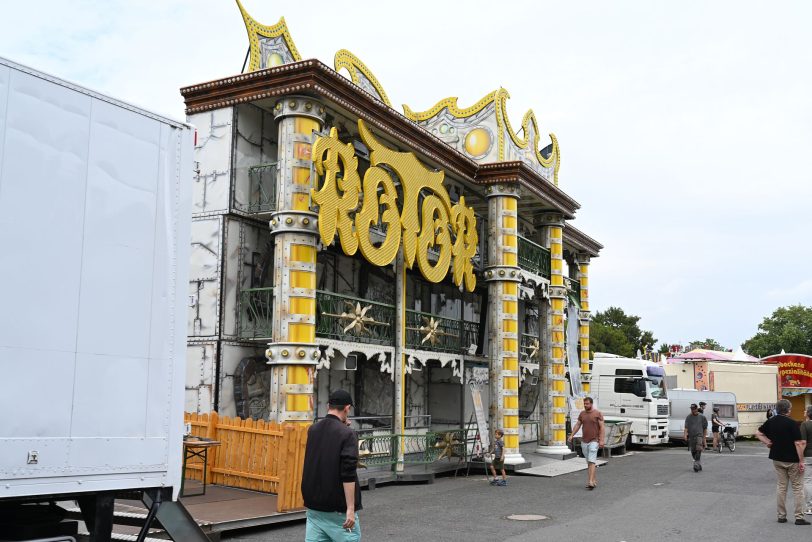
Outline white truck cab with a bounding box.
[590,353,670,445]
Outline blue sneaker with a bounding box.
[497,479,507,486]
[489,479,497,486]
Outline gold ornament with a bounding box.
[322,301,390,336]
[434,432,462,461]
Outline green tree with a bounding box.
[658,343,672,355]
[743,305,812,358]
[589,306,657,357]
[687,338,726,351]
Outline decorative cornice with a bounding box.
[564,225,603,257]
[475,161,579,218]
[180,60,479,181]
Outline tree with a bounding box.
[686,338,726,351]
[658,343,672,355]
[589,306,657,357]
[743,305,812,358]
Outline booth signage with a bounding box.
[312,119,478,292]
[763,354,812,390]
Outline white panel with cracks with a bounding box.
[188,109,232,215]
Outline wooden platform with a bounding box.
[65,483,304,541]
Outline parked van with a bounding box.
[668,389,738,443]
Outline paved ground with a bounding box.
[224,442,812,542]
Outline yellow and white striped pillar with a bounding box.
[576,254,591,394]
[537,213,570,454]
[485,184,524,464]
[265,97,326,423]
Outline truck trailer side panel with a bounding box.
[0,57,192,500]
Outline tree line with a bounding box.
[588,304,812,359]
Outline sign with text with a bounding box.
[762,354,812,390]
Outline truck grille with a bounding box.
[657,404,669,416]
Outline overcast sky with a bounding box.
[4,1,811,351]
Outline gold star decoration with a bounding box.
[526,338,540,361]
[322,300,389,336]
[434,432,463,462]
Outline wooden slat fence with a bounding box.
[184,412,308,512]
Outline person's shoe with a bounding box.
[778,518,788,523]
[795,519,811,525]
[489,479,497,486]
[497,480,507,487]
[693,462,699,472]
[698,463,702,471]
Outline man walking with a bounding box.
[568,396,604,489]
[684,403,707,472]
[301,390,362,541]
[757,399,809,525]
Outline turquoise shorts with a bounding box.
[305,508,361,541]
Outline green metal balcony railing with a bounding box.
[246,163,278,214]
[358,429,472,468]
[406,310,463,353]
[518,235,551,279]
[316,290,395,346]
[239,287,274,340]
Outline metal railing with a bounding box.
[564,276,581,305]
[246,163,278,214]
[406,310,462,353]
[316,290,395,346]
[358,428,473,468]
[462,320,481,354]
[239,287,274,340]
[518,235,551,279]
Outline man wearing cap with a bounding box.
[301,390,362,541]
[684,403,707,472]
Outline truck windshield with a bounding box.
[646,367,668,398]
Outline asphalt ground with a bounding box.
[224,441,811,542]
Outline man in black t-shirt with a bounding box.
[757,399,810,525]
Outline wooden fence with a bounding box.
[184,412,308,512]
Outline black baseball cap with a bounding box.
[690,403,698,409]
[699,401,707,406]
[329,389,354,407]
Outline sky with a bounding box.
[3,0,811,351]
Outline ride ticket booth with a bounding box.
[762,354,812,422]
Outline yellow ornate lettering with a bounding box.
[451,196,478,291]
[311,119,478,292]
[416,195,452,283]
[355,166,401,266]
[311,127,359,255]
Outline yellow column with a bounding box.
[537,213,570,454]
[485,184,524,464]
[576,254,591,394]
[266,97,325,423]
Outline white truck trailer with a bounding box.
[0,57,207,541]
[590,353,670,446]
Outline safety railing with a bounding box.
[406,310,462,353]
[239,287,274,340]
[518,235,551,279]
[358,428,472,468]
[315,290,395,346]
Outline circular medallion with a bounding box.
[464,127,492,157]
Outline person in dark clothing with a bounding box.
[684,403,707,472]
[301,390,362,541]
[757,399,810,525]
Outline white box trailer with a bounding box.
[0,57,207,541]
